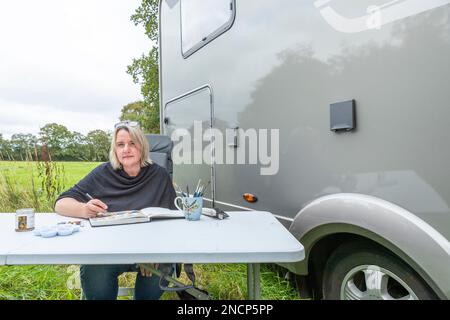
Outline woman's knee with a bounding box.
[134,273,164,300]
[80,264,124,300]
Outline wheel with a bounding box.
[322,242,437,300]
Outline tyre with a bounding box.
[322,241,437,300]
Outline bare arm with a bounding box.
[54,197,108,219]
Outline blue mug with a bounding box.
[174,196,203,221]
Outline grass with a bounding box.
[191,264,299,300]
[0,263,299,300]
[0,161,101,189]
[0,265,77,300]
[0,161,300,300]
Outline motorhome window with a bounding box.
[181,0,235,58]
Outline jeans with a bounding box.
[80,264,163,300]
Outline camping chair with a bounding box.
[115,134,210,300]
[145,133,174,179]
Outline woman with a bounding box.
[54,121,176,300]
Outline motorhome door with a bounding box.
[163,85,215,203]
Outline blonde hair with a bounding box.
[109,125,152,170]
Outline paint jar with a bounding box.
[15,208,35,232]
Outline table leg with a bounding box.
[247,264,254,299]
[247,263,261,300]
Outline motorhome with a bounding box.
[158,0,450,299]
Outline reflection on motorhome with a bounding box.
[171,121,280,176]
[315,0,450,33]
[319,170,449,215]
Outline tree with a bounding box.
[119,101,147,128]
[1,125,112,162]
[39,123,74,160]
[86,130,111,162]
[0,134,14,161]
[127,0,160,133]
[67,132,88,161]
[10,133,38,161]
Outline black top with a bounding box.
[56,162,176,212]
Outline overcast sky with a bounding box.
[0,0,153,139]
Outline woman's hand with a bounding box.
[82,199,108,218]
[55,197,107,219]
[138,263,159,277]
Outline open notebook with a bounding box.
[89,207,184,227]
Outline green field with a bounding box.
[0,161,101,191]
[0,161,300,300]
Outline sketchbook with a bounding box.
[89,207,184,227]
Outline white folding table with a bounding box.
[0,211,304,299]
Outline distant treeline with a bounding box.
[0,123,111,162]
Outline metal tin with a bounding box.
[15,208,35,232]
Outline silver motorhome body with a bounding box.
[159,0,450,299]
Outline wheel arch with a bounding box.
[303,227,443,299]
[281,193,450,299]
